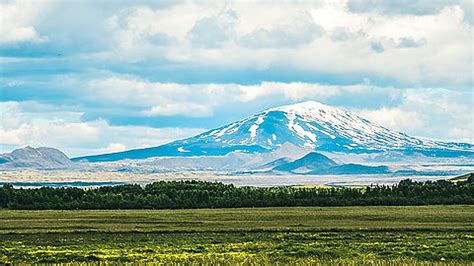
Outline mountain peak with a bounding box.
[271,101,335,113]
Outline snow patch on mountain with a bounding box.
[249,114,265,141]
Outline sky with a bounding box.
[0,0,473,157]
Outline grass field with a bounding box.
[0,206,473,264]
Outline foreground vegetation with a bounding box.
[0,206,473,264]
[1,178,473,209]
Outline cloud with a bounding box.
[188,9,237,48]
[346,0,458,15]
[368,36,426,53]
[358,107,423,133]
[459,0,473,25]
[86,77,215,117]
[2,1,471,87]
[239,11,323,48]
[63,75,405,119]
[358,88,474,143]
[396,37,426,48]
[0,0,50,43]
[370,41,384,53]
[0,72,405,123]
[0,1,180,57]
[0,101,205,157]
[330,27,366,42]
[99,143,127,154]
[144,103,212,117]
[346,0,474,26]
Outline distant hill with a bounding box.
[73,101,473,162]
[0,146,72,169]
[450,172,474,183]
[273,152,389,175]
[259,158,293,170]
[274,152,338,172]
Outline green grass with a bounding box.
[0,206,473,264]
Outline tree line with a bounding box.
[0,179,472,210]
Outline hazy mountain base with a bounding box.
[1,144,471,181]
[0,170,470,188]
[0,145,471,187]
[71,146,473,174]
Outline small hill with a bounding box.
[274,152,338,172]
[0,146,72,168]
[273,152,389,175]
[259,158,292,170]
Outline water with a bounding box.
[0,181,126,188]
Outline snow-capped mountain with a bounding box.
[74,101,473,162]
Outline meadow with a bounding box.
[0,205,473,264]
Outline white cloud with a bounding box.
[358,107,423,133]
[346,0,471,20]
[1,1,471,86]
[358,88,474,143]
[331,27,367,42]
[188,9,237,48]
[239,11,323,48]
[144,103,212,117]
[87,77,214,117]
[84,75,402,118]
[0,101,205,157]
[0,0,51,43]
[96,143,127,154]
[97,1,473,87]
[459,0,474,25]
[396,37,426,48]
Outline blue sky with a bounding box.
[0,0,473,157]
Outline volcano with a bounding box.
[73,101,473,162]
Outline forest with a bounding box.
[0,178,473,210]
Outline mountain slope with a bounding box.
[73,101,473,162]
[0,146,72,168]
